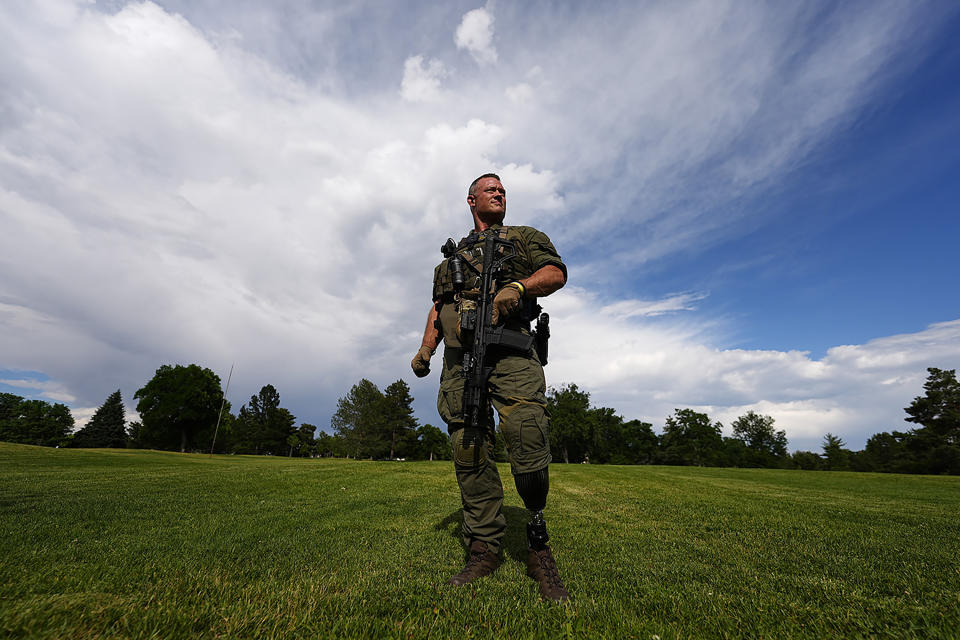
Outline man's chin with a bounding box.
[475,210,506,228]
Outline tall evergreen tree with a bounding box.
[905,368,960,442]
[331,379,385,459]
[72,390,127,448]
[295,423,317,457]
[233,385,296,455]
[899,368,960,474]
[821,433,850,471]
[382,380,419,459]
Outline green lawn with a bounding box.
[1,443,958,639]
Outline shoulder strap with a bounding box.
[456,227,514,274]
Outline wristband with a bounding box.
[509,281,526,297]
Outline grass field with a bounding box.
[1,443,958,639]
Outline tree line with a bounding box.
[1,364,956,475]
[327,367,959,475]
[0,364,450,461]
[544,368,959,474]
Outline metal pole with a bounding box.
[210,363,234,455]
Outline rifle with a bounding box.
[442,232,534,430]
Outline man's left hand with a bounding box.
[491,282,523,325]
[411,345,434,377]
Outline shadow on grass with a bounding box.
[436,506,531,564]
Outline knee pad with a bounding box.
[451,428,489,469]
[514,467,549,512]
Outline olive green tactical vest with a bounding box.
[433,224,565,348]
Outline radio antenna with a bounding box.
[210,363,234,455]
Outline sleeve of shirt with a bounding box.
[432,262,444,301]
[524,227,567,282]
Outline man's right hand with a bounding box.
[491,282,524,325]
[411,345,434,377]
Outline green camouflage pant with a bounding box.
[437,346,552,554]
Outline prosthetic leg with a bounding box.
[514,467,570,602]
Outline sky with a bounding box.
[1,0,959,452]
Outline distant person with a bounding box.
[411,173,570,602]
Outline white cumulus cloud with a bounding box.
[548,289,960,450]
[455,6,498,65]
[400,55,448,102]
[0,0,955,454]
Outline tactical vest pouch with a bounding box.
[456,289,481,343]
[437,302,462,348]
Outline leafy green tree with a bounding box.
[731,411,789,468]
[661,408,723,466]
[621,419,658,464]
[295,423,317,457]
[331,379,386,459]
[861,431,906,472]
[383,380,419,459]
[72,390,127,448]
[286,433,300,456]
[479,429,504,462]
[791,450,823,470]
[588,406,625,464]
[0,393,26,444]
[546,384,592,463]
[416,423,450,461]
[846,449,873,472]
[133,364,226,452]
[0,393,21,426]
[315,432,345,457]
[126,420,143,445]
[547,385,659,465]
[207,410,237,454]
[0,393,74,447]
[721,436,749,467]
[821,433,850,471]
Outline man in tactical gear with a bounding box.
[411,173,570,603]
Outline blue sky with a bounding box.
[569,11,960,353]
[1,0,959,451]
[697,27,960,356]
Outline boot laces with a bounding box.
[537,551,564,588]
[457,549,486,577]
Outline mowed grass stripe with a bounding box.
[1,443,958,639]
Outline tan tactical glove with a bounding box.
[411,344,434,377]
[491,281,524,325]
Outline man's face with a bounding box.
[468,177,506,222]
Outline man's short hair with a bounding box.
[468,173,502,196]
